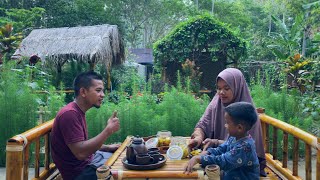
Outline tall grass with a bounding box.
[0,62,65,166]
[86,79,210,144]
[250,71,313,158]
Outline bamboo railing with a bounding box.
[5,109,320,180]
[258,108,320,180]
[6,120,56,180]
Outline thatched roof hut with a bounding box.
[13,24,125,71]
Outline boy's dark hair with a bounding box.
[73,71,103,97]
[225,102,258,131]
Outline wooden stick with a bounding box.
[265,124,269,153]
[305,144,311,180]
[45,134,50,170]
[282,132,288,168]
[292,137,299,176]
[272,126,278,160]
[35,138,40,178]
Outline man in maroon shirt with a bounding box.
[51,71,120,180]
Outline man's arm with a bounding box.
[100,143,121,152]
[68,112,120,160]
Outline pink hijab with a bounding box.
[195,68,265,159]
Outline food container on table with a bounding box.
[166,145,183,160]
[157,130,171,147]
[170,136,188,158]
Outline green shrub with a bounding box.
[86,85,210,144]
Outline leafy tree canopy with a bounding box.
[153,14,246,68]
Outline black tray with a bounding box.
[122,156,166,170]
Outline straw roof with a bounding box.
[13,24,125,68]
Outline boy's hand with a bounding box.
[202,138,219,150]
[184,155,201,174]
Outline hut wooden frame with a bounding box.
[5,109,320,180]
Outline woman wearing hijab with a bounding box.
[188,68,266,176]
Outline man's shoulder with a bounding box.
[55,102,81,120]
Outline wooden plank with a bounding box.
[35,138,40,178]
[292,137,299,176]
[282,132,288,168]
[305,144,311,180]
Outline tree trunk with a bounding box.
[268,14,272,36]
[211,0,215,14]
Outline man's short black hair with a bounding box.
[73,71,103,97]
[225,102,258,131]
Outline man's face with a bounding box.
[84,79,105,108]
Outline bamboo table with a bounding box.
[105,136,205,180]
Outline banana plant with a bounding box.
[0,23,23,61]
[284,54,311,94]
[267,14,304,61]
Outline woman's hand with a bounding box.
[202,138,220,150]
[188,138,202,150]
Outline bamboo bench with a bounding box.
[6,109,320,180]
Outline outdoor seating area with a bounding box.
[1,1,320,180]
[6,109,319,180]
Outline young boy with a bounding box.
[184,102,260,179]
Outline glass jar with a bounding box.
[157,130,171,146]
[170,136,188,158]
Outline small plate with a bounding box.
[122,155,166,170]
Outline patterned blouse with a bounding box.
[200,136,260,180]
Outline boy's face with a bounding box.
[224,112,240,137]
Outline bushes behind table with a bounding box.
[250,71,314,159]
[0,62,65,166]
[86,85,210,144]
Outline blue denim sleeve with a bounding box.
[207,140,228,156]
[201,143,252,171]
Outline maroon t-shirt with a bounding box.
[51,102,93,180]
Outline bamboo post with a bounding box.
[317,137,320,180]
[265,124,269,153]
[292,137,299,176]
[35,138,40,178]
[283,132,288,168]
[45,134,50,170]
[6,143,24,180]
[36,106,51,124]
[305,144,311,180]
[23,145,30,179]
[272,127,278,160]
